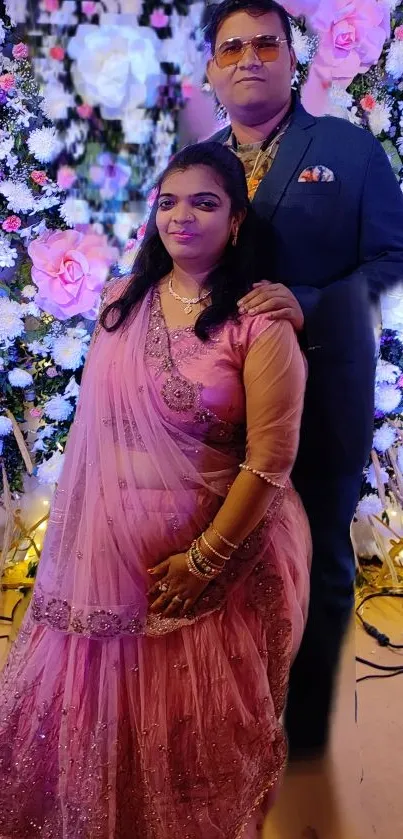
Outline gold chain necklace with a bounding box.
[168,273,210,315]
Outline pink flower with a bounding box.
[2,215,21,232]
[43,0,59,10]
[57,165,77,190]
[46,367,58,378]
[360,93,376,111]
[395,26,403,41]
[0,73,16,92]
[137,224,147,242]
[30,407,42,418]
[124,239,136,252]
[150,8,170,28]
[82,1,97,16]
[309,0,390,88]
[28,229,119,321]
[31,170,48,186]
[76,103,93,119]
[49,46,65,61]
[12,43,29,60]
[181,80,194,100]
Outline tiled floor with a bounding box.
[0,589,402,838]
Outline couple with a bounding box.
[0,0,402,837]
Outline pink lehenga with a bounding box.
[0,281,311,839]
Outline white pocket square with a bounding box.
[298,165,335,183]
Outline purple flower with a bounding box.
[0,90,7,106]
[89,153,131,200]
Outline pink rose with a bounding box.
[31,170,48,186]
[46,367,58,378]
[309,0,390,88]
[360,93,376,111]
[49,46,65,61]
[43,0,59,10]
[82,1,97,16]
[28,229,119,321]
[12,43,29,60]
[0,74,16,91]
[2,215,21,232]
[57,165,77,190]
[395,26,403,41]
[150,8,170,28]
[77,103,93,119]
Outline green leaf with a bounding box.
[381,140,403,178]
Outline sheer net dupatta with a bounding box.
[30,284,238,640]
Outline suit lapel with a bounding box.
[252,104,316,221]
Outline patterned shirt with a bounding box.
[226,111,293,200]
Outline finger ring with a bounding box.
[159,582,169,593]
[172,595,183,603]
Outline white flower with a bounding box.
[356,493,384,516]
[161,5,205,82]
[27,339,50,357]
[367,102,391,136]
[397,446,403,475]
[68,20,161,120]
[397,137,403,155]
[43,395,74,422]
[365,463,389,489]
[8,368,34,388]
[113,210,145,243]
[375,383,402,413]
[52,334,85,370]
[21,285,38,299]
[122,106,153,144]
[0,19,5,46]
[51,0,78,27]
[0,237,18,268]
[0,416,13,436]
[373,424,397,453]
[385,38,403,81]
[0,180,35,213]
[0,298,24,344]
[27,127,62,163]
[41,82,75,121]
[64,376,80,399]
[291,24,312,64]
[381,285,403,331]
[0,135,14,160]
[20,301,41,317]
[36,450,65,485]
[59,197,90,226]
[376,359,401,384]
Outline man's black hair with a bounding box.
[202,0,293,52]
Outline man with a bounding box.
[202,0,403,759]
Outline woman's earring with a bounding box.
[232,227,239,247]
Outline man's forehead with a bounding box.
[216,10,283,41]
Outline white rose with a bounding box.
[0,416,13,436]
[67,20,161,120]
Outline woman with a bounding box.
[0,143,310,838]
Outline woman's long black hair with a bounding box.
[100,141,266,341]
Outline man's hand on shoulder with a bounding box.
[238,281,304,332]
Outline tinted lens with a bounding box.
[216,38,245,68]
[253,36,280,62]
[215,35,281,68]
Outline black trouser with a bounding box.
[285,471,363,756]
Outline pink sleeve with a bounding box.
[242,317,306,487]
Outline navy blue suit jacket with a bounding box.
[211,102,403,476]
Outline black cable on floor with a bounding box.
[355,590,403,649]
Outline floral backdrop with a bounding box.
[1,0,403,579]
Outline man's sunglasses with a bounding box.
[213,34,288,69]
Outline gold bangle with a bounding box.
[200,532,231,563]
[210,523,239,551]
[195,539,224,572]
